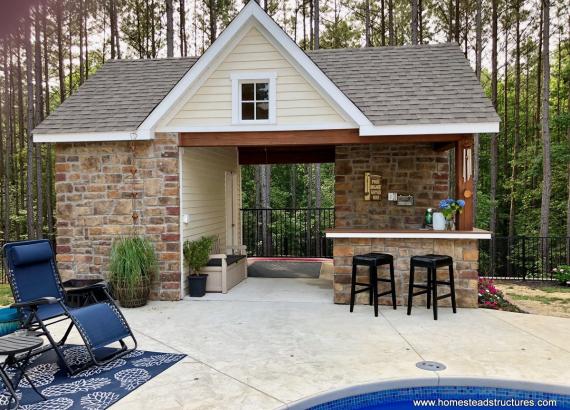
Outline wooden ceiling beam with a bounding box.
[179,130,465,147]
[238,146,335,164]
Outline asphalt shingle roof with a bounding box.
[33,44,498,135]
[34,57,198,134]
[306,44,498,126]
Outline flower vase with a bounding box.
[445,217,456,231]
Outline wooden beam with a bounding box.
[238,146,335,164]
[432,141,456,152]
[179,130,465,147]
[455,136,474,231]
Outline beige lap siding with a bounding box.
[54,133,181,301]
[180,147,240,294]
[167,27,348,127]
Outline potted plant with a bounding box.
[183,236,215,297]
[437,198,465,230]
[108,236,158,308]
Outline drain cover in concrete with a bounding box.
[416,361,446,371]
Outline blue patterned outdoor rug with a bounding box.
[1,345,186,409]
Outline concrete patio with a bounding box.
[100,278,570,410]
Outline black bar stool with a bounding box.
[407,254,457,320]
[350,253,397,317]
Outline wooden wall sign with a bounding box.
[364,172,382,201]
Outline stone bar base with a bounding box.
[333,238,479,308]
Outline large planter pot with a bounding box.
[113,283,151,308]
[188,274,208,297]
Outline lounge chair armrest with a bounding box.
[11,297,61,309]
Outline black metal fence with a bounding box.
[241,208,335,258]
[479,236,570,280]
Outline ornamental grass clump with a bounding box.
[109,236,158,308]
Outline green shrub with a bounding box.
[553,265,570,285]
[109,236,158,289]
[183,236,215,275]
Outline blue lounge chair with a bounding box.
[2,239,137,375]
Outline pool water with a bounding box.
[308,386,570,410]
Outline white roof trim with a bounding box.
[33,130,151,143]
[138,0,372,136]
[359,122,499,136]
[157,123,355,133]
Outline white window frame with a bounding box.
[231,72,277,125]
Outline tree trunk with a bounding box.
[388,0,394,45]
[380,0,386,45]
[503,24,509,185]
[418,0,423,43]
[25,13,35,238]
[309,0,314,49]
[539,0,551,240]
[489,0,498,237]
[508,0,521,238]
[209,0,217,44]
[291,166,297,208]
[365,0,371,47]
[16,43,25,222]
[473,0,482,226]
[314,0,320,49]
[79,0,85,85]
[411,0,418,45]
[535,0,543,144]
[68,13,73,94]
[315,164,321,255]
[35,6,44,237]
[179,0,187,56]
[56,0,66,102]
[166,0,174,57]
[2,44,10,241]
[43,10,50,115]
[84,5,89,78]
[454,0,460,43]
[566,13,570,243]
[151,0,157,58]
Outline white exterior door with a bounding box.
[225,171,240,249]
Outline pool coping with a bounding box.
[280,377,570,409]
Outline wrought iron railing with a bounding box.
[479,236,570,281]
[241,208,335,258]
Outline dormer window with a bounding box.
[231,72,276,124]
[241,82,269,120]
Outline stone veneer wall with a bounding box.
[54,133,181,301]
[333,144,478,308]
[335,144,449,229]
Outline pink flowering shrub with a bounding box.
[478,277,506,309]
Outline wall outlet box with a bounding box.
[183,214,190,224]
[388,192,398,201]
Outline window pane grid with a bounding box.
[240,81,270,120]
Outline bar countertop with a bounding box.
[325,228,492,240]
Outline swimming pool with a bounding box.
[286,378,570,410]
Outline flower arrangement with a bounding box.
[478,277,505,309]
[552,265,570,286]
[439,198,466,220]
